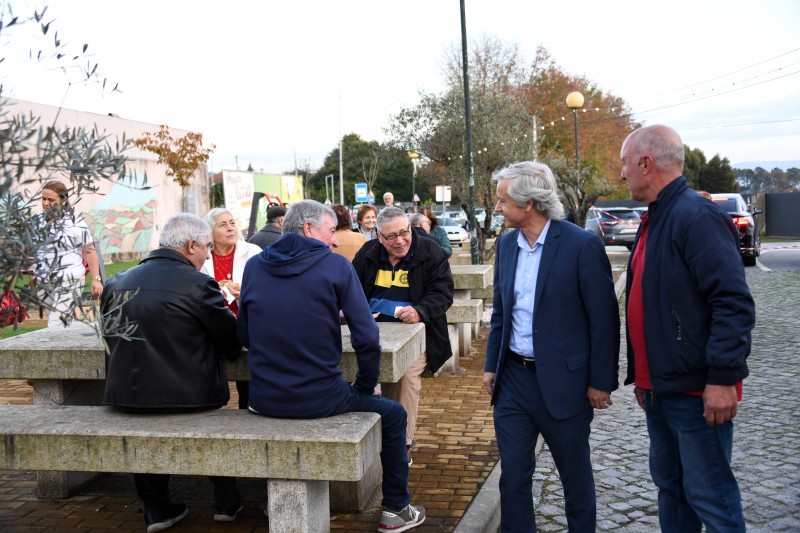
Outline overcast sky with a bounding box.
[3,0,799,173]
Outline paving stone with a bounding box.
[528,270,800,532]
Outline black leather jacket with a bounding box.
[102,248,241,410]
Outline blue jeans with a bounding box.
[326,386,410,511]
[644,392,745,533]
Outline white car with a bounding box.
[439,210,468,228]
[439,217,469,246]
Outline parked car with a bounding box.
[632,207,648,218]
[584,207,641,250]
[710,193,762,266]
[440,210,468,228]
[439,217,469,247]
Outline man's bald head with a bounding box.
[620,125,685,204]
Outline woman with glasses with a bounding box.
[421,208,452,258]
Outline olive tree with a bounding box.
[1,6,136,336]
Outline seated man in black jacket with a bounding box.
[102,213,243,533]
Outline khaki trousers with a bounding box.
[385,353,427,446]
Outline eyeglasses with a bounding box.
[378,226,412,241]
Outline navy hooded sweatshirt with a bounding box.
[237,232,381,418]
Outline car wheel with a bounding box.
[743,254,756,267]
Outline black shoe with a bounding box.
[144,502,188,533]
[214,503,244,522]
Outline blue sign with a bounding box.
[355,183,368,203]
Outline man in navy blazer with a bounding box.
[483,161,620,532]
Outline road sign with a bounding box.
[355,183,368,203]
[435,185,451,202]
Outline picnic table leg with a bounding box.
[33,379,105,498]
[268,479,330,533]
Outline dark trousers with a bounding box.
[236,380,249,410]
[133,474,240,511]
[494,357,596,532]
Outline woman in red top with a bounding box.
[201,207,262,408]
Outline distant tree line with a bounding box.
[683,146,739,193]
[735,167,800,193]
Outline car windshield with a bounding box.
[595,209,639,221]
[712,199,739,212]
[440,218,459,227]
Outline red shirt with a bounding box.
[212,250,238,317]
[627,213,741,399]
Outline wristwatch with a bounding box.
[93,276,102,282]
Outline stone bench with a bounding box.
[451,264,493,300]
[0,404,379,533]
[0,322,424,508]
[439,299,484,375]
[450,265,493,351]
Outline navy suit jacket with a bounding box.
[485,219,620,420]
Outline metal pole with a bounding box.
[573,109,579,168]
[460,0,478,265]
[339,92,344,205]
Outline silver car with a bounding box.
[439,217,469,246]
[584,207,641,250]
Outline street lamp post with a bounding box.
[565,91,584,168]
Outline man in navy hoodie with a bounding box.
[237,200,425,533]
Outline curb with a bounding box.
[455,270,628,533]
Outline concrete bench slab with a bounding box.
[440,299,484,374]
[451,264,493,299]
[0,405,381,533]
[446,299,483,324]
[0,322,425,385]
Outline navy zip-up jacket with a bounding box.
[624,177,755,394]
[238,232,381,418]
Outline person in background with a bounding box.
[201,207,261,410]
[332,204,366,261]
[353,206,454,466]
[248,205,287,249]
[696,190,713,200]
[483,161,619,532]
[238,200,425,532]
[103,213,243,531]
[36,180,103,327]
[355,204,379,241]
[409,212,442,249]
[421,207,452,258]
[621,125,754,533]
[383,191,395,207]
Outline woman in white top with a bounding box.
[201,207,261,409]
[36,181,103,327]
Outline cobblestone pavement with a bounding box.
[531,268,800,532]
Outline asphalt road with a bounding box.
[757,241,800,271]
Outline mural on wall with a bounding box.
[80,172,157,256]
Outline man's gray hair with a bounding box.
[282,200,336,235]
[409,212,427,228]
[159,213,211,248]
[203,207,244,242]
[377,206,407,228]
[492,161,565,220]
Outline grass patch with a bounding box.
[0,323,45,339]
[104,260,140,278]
